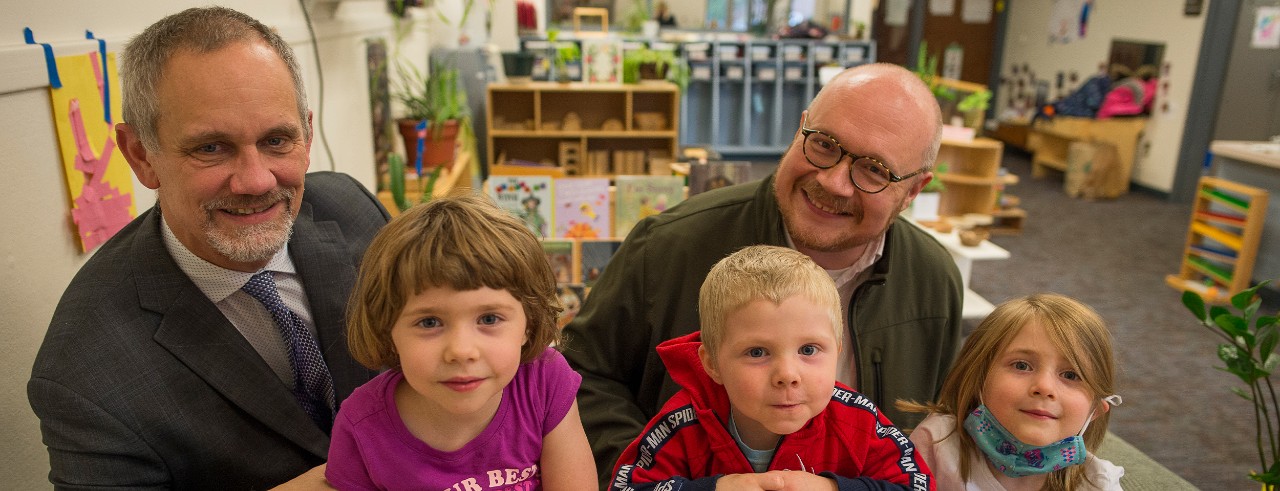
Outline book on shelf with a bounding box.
[688,161,753,196]
[579,238,623,288]
[485,175,554,239]
[614,175,686,238]
[553,178,611,239]
[582,39,623,84]
[540,239,580,285]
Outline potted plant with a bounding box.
[394,57,470,169]
[622,47,689,90]
[1181,280,1280,488]
[956,89,992,130]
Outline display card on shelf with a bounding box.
[614,175,685,238]
[540,239,579,285]
[582,39,623,83]
[486,175,554,238]
[553,177,611,239]
[579,238,623,288]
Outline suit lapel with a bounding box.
[135,210,330,458]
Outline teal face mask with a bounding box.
[963,395,1122,478]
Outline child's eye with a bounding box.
[799,344,819,356]
[747,347,767,358]
[478,313,501,325]
[415,317,442,329]
[1011,360,1032,371]
[1061,370,1082,381]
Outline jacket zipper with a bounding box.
[848,278,886,404]
[872,348,884,406]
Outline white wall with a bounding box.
[1000,0,1209,192]
[0,0,436,487]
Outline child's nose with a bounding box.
[443,330,480,362]
[1031,373,1057,399]
[772,358,801,388]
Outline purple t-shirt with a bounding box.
[326,347,581,491]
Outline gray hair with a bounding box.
[120,6,310,151]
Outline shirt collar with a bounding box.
[161,217,297,303]
[783,231,886,288]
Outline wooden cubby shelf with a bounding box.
[486,82,679,177]
[1165,176,1268,302]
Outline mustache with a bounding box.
[203,188,295,211]
[803,181,861,217]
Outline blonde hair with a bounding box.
[346,193,562,369]
[898,293,1117,491]
[698,245,842,356]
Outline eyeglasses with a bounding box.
[799,117,926,194]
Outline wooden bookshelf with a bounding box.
[486,82,679,177]
[1165,176,1268,303]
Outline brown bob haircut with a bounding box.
[346,193,562,369]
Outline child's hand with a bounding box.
[773,470,838,491]
[714,471,837,491]
[714,472,786,490]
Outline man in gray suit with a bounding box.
[28,7,389,489]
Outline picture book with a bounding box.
[540,239,579,285]
[579,238,623,287]
[614,175,685,238]
[485,175,554,239]
[688,161,753,196]
[553,178,612,239]
[582,39,623,84]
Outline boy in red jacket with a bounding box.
[611,245,933,491]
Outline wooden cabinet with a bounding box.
[936,136,1023,233]
[1027,116,1146,198]
[486,82,679,176]
[1165,176,1269,303]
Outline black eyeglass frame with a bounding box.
[798,118,927,194]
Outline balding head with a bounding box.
[811,63,943,170]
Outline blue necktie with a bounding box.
[241,271,335,431]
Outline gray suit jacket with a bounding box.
[29,172,390,490]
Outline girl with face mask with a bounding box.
[898,293,1123,490]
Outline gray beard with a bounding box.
[206,216,295,263]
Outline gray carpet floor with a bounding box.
[971,149,1278,490]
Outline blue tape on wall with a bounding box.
[23,27,61,89]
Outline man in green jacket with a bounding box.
[563,63,964,488]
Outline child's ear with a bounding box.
[698,345,723,384]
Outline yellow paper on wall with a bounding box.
[48,51,136,252]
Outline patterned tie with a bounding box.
[241,271,335,431]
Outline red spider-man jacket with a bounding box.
[610,332,934,491]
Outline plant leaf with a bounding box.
[1215,313,1249,340]
[1182,290,1207,321]
[1231,385,1253,401]
[1260,324,1279,367]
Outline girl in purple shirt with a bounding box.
[328,194,595,490]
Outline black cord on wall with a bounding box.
[298,0,337,171]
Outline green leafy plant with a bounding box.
[1182,280,1280,487]
[913,42,955,102]
[622,47,688,90]
[387,152,443,212]
[957,89,992,113]
[395,58,469,133]
[921,162,947,193]
[621,0,651,33]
